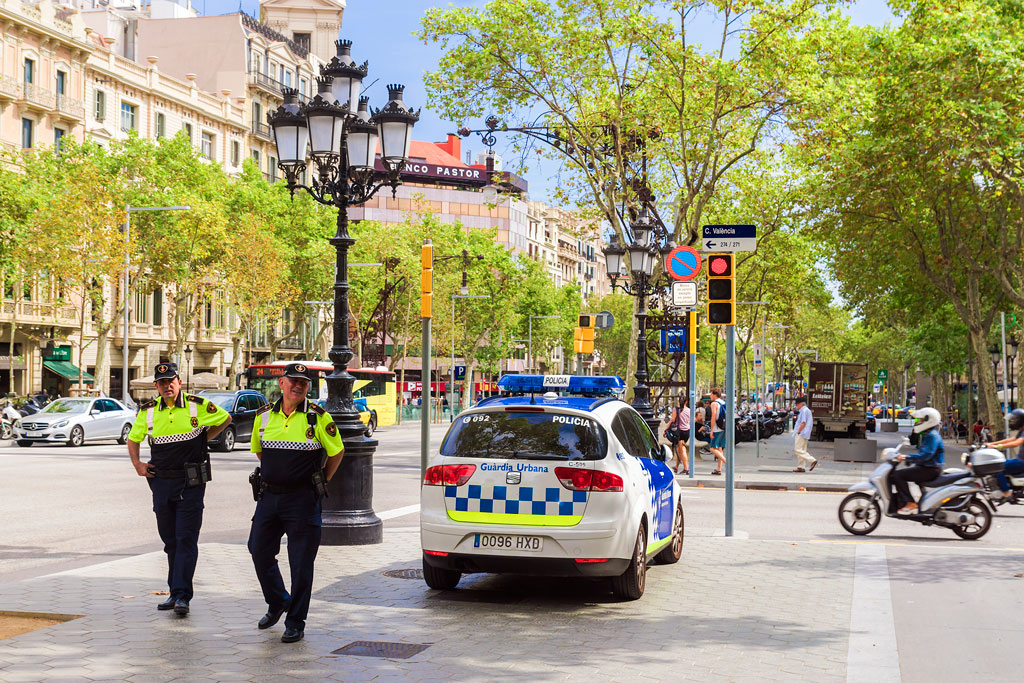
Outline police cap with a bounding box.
[154,362,179,380]
[283,363,313,382]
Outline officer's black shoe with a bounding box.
[281,627,304,643]
[258,606,287,630]
[173,599,190,616]
[157,596,176,611]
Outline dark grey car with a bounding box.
[198,390,268,451]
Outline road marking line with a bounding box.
[378,504,420,520]
[810,540,906,546]
[847,544,901,683]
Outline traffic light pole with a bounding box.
[725,324,736,537]
[421,240,432,478]
[688,314,696,480]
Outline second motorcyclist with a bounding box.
[984,408,1024,502]
[891,407,944,514]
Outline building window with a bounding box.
[152,288,163,325]
[23,58,34,83]
[251,149,260,168]
[285,71,292,88]
[269,157,277,182]
[300,78,307,97]
[21,118,32,149]
[55,70,67,95]
[155,112,166,139]
[252,102,262,127]
[120,102,137,132]
[293,32,311,52]
[201,131,214,160]
[94,90,106,120]
[279,64,285,83]
[133,290,148,324]
[54,127,65,152]
[231,140,240,165]
[183,122,193,142]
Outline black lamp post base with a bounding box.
[320,433,383,545]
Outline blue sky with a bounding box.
[198,0,898,201]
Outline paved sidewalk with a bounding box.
[0,529,858,682]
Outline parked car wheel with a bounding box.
[68,425,85,447]
[217,426,236,452]
[365,412,377,437]
[117,423,132,445]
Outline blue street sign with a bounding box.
[455,365,466,380]
[660,329,687,353]
[702,224,757,238]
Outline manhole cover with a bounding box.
[381,568,423,580]
[332,641,431,659]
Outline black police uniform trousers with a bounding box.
[248,488,322,631]
[148,478,205,601]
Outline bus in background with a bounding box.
[245,361,397,435]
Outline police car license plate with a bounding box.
[474,534,543,552]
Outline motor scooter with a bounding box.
[0,400,19,440]
[838,440,1003,540]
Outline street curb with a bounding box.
[677,477,851,493]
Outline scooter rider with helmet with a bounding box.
[891,407,944,514]
[983,408,1024,502]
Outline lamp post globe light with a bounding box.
[267,38,419,545]
[602,208,673,435]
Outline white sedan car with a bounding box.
[14,397,136,447]
[420,375,684,600]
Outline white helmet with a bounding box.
[912,407,941,433]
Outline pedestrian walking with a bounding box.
[792,396,817,472]
[666,399,690,475]
[247,363,345,643]
[973,419,984,445]
[125,362,232,616]
[708,388,727,475]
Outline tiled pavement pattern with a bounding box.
[0,530,856,682]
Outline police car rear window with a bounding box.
[441,411,608,461]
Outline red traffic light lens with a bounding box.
[709,255,732,276]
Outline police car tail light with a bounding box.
[423,464,477,487]
[554,467,623,493]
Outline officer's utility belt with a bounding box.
[250,467,329,500]
[262,481,311,494]
[152,461,211,487]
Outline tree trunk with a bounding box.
[228,333,243,390]
[94,329,111,395]
[969,328,1002,430]
[463,359,480,410]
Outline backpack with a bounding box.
[714,399,726,429]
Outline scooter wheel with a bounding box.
[951,498,992,540]
[838,492,881,535]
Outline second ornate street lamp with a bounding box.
[268,38,419,545]
[603,208,673,436]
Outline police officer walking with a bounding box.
[246,366,344,643]
[126,362,232,616]
[248,363,344,643]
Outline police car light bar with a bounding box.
[496,374,625,395]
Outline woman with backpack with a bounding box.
[665,398,690,475]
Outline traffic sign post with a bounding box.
[702,224,757,252]
[665,245,702,281]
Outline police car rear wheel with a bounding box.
[655,504,684,565]
[68,426,84,447]
[611,525,647,600]
[422,554,461,590]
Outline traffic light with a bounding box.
[421,240,432,319]
[575,314,595,354]
[706,253,735,325]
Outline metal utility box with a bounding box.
[833,438,879,463]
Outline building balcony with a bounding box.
[1,300,78,325]
[248,71,283,97]
[0,75,19,102]
[55,94,85,121]
[17,83,56,113]
[250,123,273,141]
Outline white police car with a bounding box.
[420,375,683,599]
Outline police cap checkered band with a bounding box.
[154,362,178,380]
[283,363,312,381]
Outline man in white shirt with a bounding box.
[793,396,817,472]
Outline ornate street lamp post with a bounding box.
[268,39,419,545]
[602,209,673,435]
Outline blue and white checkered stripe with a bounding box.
[444,485,587,516]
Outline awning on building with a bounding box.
[43,360,96,384]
